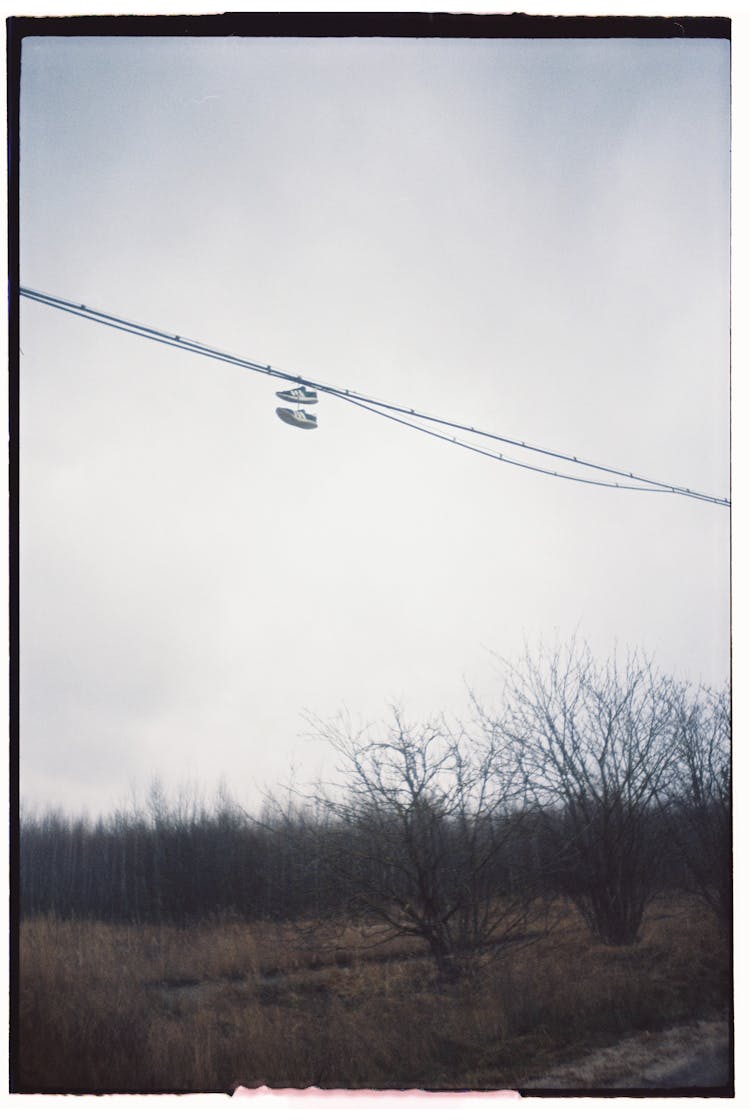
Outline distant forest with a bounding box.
[20,783,728,926]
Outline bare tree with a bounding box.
[665,682,731,930]
[306,708,542,979]
[491,640,679,945]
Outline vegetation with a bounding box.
[492,644,684,944]
[15,643,731,1092]
[16,896,729,1093]
[291,709,548,979]
[660,682,731,931]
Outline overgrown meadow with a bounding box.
[16,645,732,1093]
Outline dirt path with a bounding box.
[523,1018,731,1093]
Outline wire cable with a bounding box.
[19,285,730,508]
[20,287,304,385]
[323,387,724,502]
[337,395,718,498]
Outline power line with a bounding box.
[19,285,730,508]
[339,397,700,497]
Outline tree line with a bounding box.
[19,643,730,977]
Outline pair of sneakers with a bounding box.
[276,385,318,429]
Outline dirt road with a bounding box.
[522,1017,731,1093]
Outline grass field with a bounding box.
[15,893,730,1094]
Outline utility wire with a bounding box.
[20,288,304,385]
[19,285,730,508]
[339,396,698,497]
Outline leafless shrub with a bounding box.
[303,708,546,979]
[486,640,680,945]
[661,682,731,930]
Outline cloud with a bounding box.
[19,34,730,814]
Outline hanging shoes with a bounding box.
[275,407,318,430]
[276,385,318,405]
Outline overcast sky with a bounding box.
[18,31,730,817]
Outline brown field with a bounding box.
[15,893,730,1094]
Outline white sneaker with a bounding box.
[276,385,318,405]
[276,407,318,430]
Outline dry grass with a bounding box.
[15,894,730,1094]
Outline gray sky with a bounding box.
[19,33,730,816]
